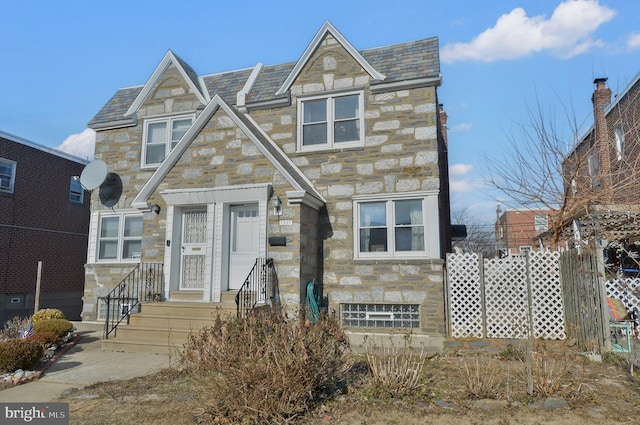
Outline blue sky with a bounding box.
[1,0,639,224]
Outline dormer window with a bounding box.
[298,91,364,151]
[142,115,193,167]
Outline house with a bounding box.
[82,21,451,347]
[566,73,640,274]
[494,205,555,256]
[0,130,90,324]
[562,73,640,260]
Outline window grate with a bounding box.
[340,303,420,328]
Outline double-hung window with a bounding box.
[534,216,548,232]
[69,177,84,203]
[0,158,16,193]
[298,91,364,151]
[98,214,143,261]
[355,196,428,259]
[142,115,193,167]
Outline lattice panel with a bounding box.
[484,256,529,339]
[606,278,640,314]
[446,253,483,338]
[529,251,566,340]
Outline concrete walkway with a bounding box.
[0,322,171,402]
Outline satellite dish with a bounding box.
[79,160,107,190]
[99,173,123,208]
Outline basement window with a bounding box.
[340,303,419,328]
[97,297,139,321]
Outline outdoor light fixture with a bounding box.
[151,204,161,215]
[271,195,282,216]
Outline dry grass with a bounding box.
[57,337,640,425]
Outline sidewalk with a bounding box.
[0,322,171,402]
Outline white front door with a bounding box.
[180,209,208,290]
[229,204,260,290]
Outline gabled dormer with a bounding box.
[125,50,209,117]
[275,21,386,153]
[275,21,385,96]
[124,51,210,168]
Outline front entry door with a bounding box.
[180,209,208,290]
[229,204,260,290]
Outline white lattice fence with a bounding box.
[529,251,566,339]
[446,253,483,338]
[485,256,529,339]
[446,252,566,340]
[606,278,640,314]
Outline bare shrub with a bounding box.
[364,333,427,398]
[0,316,31,340]
[459,355,502,399]
[529,351,571,397]
[180,310,352,424]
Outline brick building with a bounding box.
[0,130,90,323]
[495,205,553,256]
[562,72,640,244]
[83,21,451,347]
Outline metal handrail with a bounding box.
[235,258,279,318]
[103,262,164,339]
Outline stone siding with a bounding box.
[84,34,447,335]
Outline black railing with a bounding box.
[235,257,279,318]
[104,262,164,339]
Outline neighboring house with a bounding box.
[83,21,451,338]
[562,74,640,245]
[494,205,554,256]
[0,130,90,324]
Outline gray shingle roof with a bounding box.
[88,86,141,128]
[88,36,440,129]
[202,68,254,104]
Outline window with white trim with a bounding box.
[0,158,16,193]
[534,216,548,232]
[97,213,143,261]
[615,124,624,160]
[355,197,426,258]
[298,91,364,151]
[69,178,84,203]
[142,115,193,167]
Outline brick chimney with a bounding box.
[592,78,612,195]
[439,104,448,146]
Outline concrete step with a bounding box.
[220,291,239,303]
[127,315,220,330]
[169,290,204,301]
[102,300,237,354]
[139,301,236,318]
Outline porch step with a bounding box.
[102,301,237,354]
[169,290,204,301]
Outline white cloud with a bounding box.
[450,178,484,193]
[449,163,474,176]
[57,128,96,160]
[451,122,472,132]
[628,33,640,50]
[441,0,615,63]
